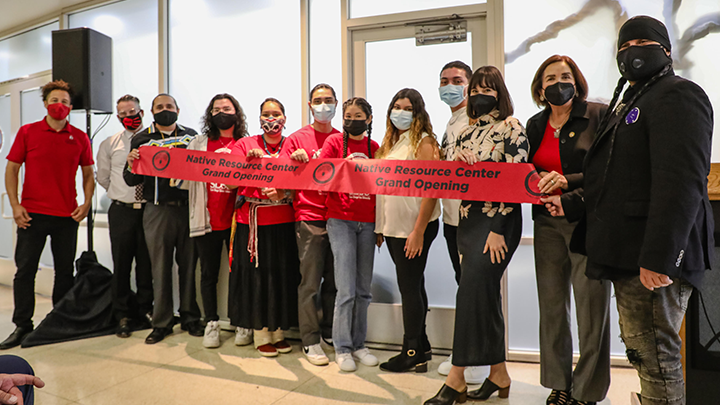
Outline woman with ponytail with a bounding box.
[319,97,379,372]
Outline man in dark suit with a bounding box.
[543,16,714,405]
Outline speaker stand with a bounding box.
[85,109,94,253]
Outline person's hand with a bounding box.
[376,234,384,248]
[639,267,673,291]
[456,150,477,165]
[404,230,424,259]
[484,231,508,264]
[0,373,45,405]
[290,149,309,163]
[71,203,91,222]
[12,205,31,229]
[247,149,264,158]
[538,171,568,194]
[344,155,354,160]
[540,195,564,217]
[126,149,140,169]
[262,188,282,201]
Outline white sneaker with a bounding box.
[303,343,329,366]
[336,352,357,372]
[234,327,252,346]
[202,321,220,348]
[465,366,490,385]
[438,354,453,375]
[630,392,642,405]
[352,347,379,366]
[321,336,335,351]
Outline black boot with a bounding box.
[424,384,467,405]
[379,337,427,373]
[422,331,432,361]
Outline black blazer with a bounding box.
[564,70,714,287]
[526,101,607,219]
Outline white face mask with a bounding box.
[312,103,336,123]
[390,110,413,130]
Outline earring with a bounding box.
[540,94,545,101]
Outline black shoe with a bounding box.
[182,320,204,337]
[379,337,427,373]
[116,318,132,338]
[145,327,172,344]
[0,326,33,350]
[467,378,510,401]
[547,389,571,405]
[568,399,596,405]
[424,384,467,405]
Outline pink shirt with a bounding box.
[320,133,379,223]
[285,124,341,222]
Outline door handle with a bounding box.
[1,192,11,219]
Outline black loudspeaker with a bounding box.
[686,201,720,405]
[51,28,112,113]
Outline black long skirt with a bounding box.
[228,222,300,331]
[452,202,522,367]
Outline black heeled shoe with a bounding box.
[547,389,571,405]
[467,378,510,401]
[424,384,467,405]
[379,337,428,373]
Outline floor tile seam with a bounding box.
[71,364,162,403]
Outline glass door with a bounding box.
[350,15,489,349]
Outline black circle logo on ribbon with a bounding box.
[525,170,544,197]
[313,162,335,184]
[152,150,171,171]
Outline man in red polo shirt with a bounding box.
[1,80,95,349]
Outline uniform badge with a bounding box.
[625,107,640,125]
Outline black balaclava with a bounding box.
[616,16,673,81]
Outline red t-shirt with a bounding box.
[532,121,564,175]
[320,133,379,223]
[285,124,341,222]
[7,118,94,217]
[231,135,295,225]
[206,137,237,231]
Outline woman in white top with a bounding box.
[376,88,441,373]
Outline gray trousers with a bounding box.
[613,275,692,405]
[143,203,201,329]
[534,214,611,402]
[296,220,336,346]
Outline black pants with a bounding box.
[13,213,78,329]
[143,203,200,329]
[385,220,439,340]
[195,229,230,322]
[0,355,35,405]
[443,223,462,284]
[108,203,153,321]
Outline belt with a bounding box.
[112,200,145,209]
[154,200,188,207]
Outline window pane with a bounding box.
[310,0,343,129]
[0,22,58,82]
[0,94,11,259]
[365,35,473,308]
[169,0,302,136]
[350,0,484,19]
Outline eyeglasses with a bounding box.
[211,107,235,114]
[117,108,139,118]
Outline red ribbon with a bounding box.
[134,145,544,204]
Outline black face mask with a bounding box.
[154,110,178,127]
[211,112,236,130]
[468,94,497,119]
[544,82,575,106]
[343,119,368,136]
[617,45,671,82]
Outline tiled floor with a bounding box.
[0,285,640,404]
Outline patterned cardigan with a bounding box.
[454,109,529,235]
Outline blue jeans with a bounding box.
[326,218,376,354]
[613,275,693,405]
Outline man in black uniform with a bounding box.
[124,93,203,344]
[544,16,714,405]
